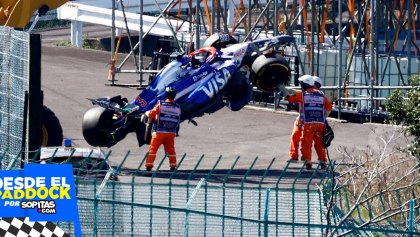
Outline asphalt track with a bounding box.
[38,27,406,174]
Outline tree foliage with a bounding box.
[385,74,420,157]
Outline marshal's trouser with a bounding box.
[290,120,327,162]
[145,132,177,168]
[300,123,327,163]
[289,119,302,159]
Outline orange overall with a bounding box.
[287,89,332,163]
[289,117,303,159]
[145,99,181,169]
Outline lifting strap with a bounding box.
[108,22,125,81]
[289,0,297,24]
[175,0,182,32]
[320,0,330,43]
[300,0,312,68]
[203,0,212,35]
[231,0,247,35]
[347,0,355,52]
[277,6,283,33]
[394,0,405,51]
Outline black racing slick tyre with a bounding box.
[41,106,64,147]
[202,33,238,49]
[224,65,253,111]
[135,121,152,147]
[82,107,114,147]
[251,55,290,93]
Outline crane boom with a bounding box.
[0,0,68,28]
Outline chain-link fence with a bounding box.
[1,149,414,237]
[57,174,328,237]
[0,26,29,169]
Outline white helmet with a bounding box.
[313,76,322,86]
[298,74,315,86]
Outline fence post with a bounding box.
[184,177,205,237]
[409,199,415,237]
[93,179,99,237]
[264,188,271,237]
[28,34,43,163]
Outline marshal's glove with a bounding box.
[278,84,291,97]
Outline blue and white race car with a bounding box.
[82,33,295,147]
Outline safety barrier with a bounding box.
[0,26,29,170]
[1,149,418,236]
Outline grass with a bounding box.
[55,39,105,51]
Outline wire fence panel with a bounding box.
[0,26,29,169]
[12,150,420,237]
[56,177,328,237]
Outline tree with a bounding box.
[385,74,420,158]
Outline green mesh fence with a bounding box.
[1,148,418,236]
[14,149,414,237]
[0,26,29,169]
[57,179,327,236]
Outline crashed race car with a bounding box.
[82,33,295,147]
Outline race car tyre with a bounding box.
[135,121,151,147]
[225,65,253,111]
[251,55,290,92]
[41,106,64,147]
[202,33,238,49]
[82,107,114,147]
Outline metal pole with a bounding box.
[310,0,315,75]
[211,0,215,35]
[375,0,379,83]
[21,92,28,167]
[274,0,278,36]
[111,0,115,72]
[248,0,252,36]
[338,0,343,120]
[332,0,336,44]
[375,0,380,111]
[263,188,271,237]
[184,178,206,237]
[409,199,415,237]
[407,0,412,76]
[196,0,200,48]
[300,1,304,44]
[139,0,144,87]
[370,0,376,122]
[217,0,221,31]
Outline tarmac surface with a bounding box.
[37,26,407,175]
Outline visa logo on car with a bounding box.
[200,68,231,98]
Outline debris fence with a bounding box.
[1,150,418,237]
[0,26,29,170]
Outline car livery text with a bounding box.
[200,68,231,98]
